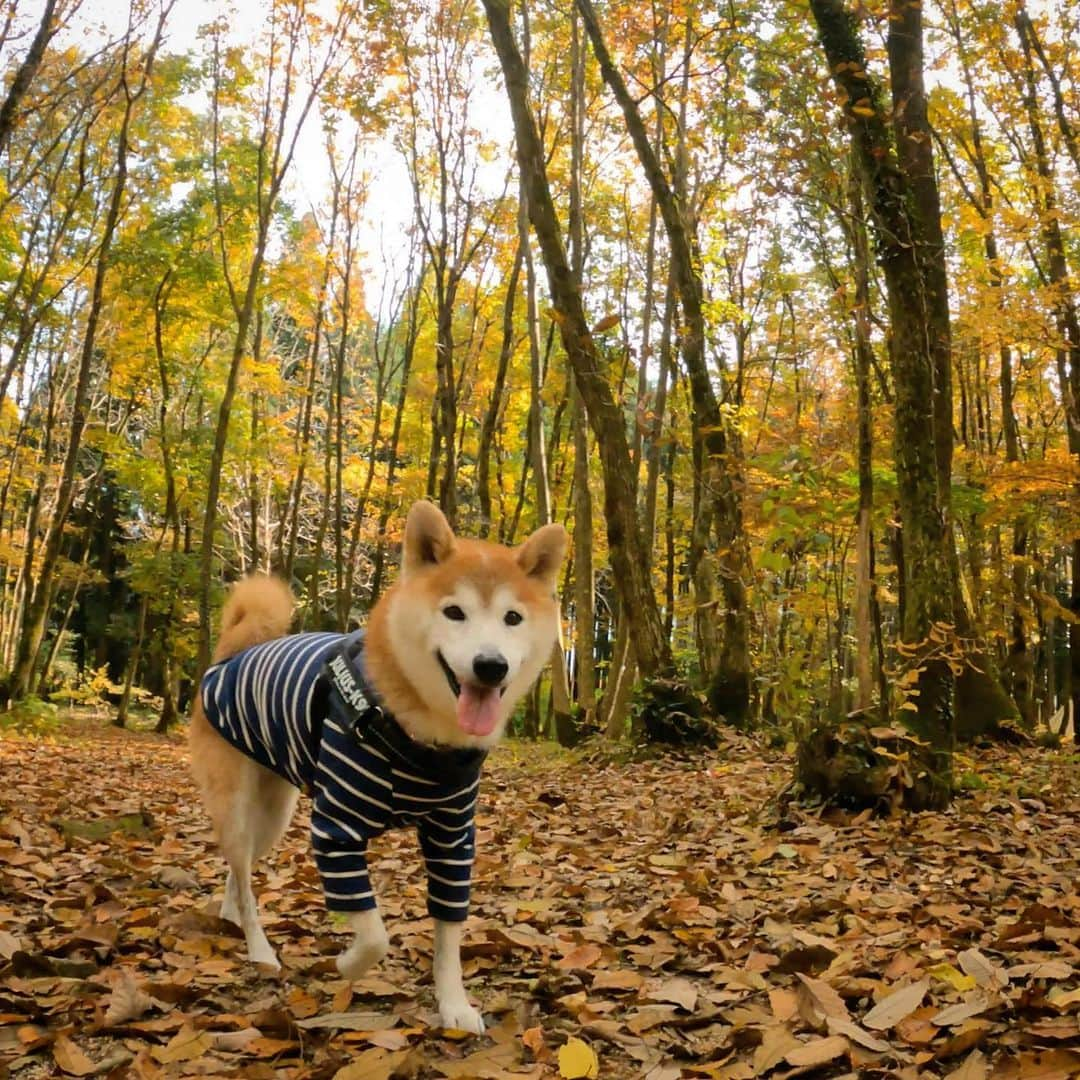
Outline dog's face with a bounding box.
[383,502,567,745]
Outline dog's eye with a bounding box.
[442,604,466,621]
[504,610,523,626]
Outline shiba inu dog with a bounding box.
[188,501,567,1033]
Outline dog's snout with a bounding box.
[472,653,509,687]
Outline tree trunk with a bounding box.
[481,0,683,698]
[477,244,522,536]
[809,0,959,803]
[0,0,61,155]
[848,166,875,712]
[575,0,751,724]
[1015,8,1080,737]
[10,16,169,699]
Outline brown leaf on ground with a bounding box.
[2,723,1079,1079]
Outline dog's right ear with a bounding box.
[401,500,456,577]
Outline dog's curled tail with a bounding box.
[213,575,295,663]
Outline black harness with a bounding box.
[324,631,487,788]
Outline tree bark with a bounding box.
[481,0,681,691]
[809,0,957,799]
[0,0,61,155]
[11,10,170,699]
[575,0,751,724]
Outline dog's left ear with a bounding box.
[402,500,456,577]
[516,523,568,587]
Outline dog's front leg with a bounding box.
[335,908,390,980]
[433,920,484,1033]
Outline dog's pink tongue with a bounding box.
[457,683,501,736]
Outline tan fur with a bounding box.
[189,575,295,850]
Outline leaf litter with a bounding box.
[1,723,1078,1077]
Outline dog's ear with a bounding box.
[402,500,456,577]
[516,523,568,587]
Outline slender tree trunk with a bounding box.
[848,166,875,712]
[11,15,169,699]
[576,0,751,724]
[0,0,61,155]
[477,244,522,536]
[482,0,683,696]
[1015,8,1080,736]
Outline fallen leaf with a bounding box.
[557,944,603,971]
[591,969,644,992]
[558,1036,599,1079]
[825,1015,890,1052]
[333,1047,411,1079]
[769,988,799,1022]
[752,1025,800,1074]
[53,1034,97,1076]
[210,1027,261,1052]
[863,979,929,1031]
[796,973,850,1025]
[156,866,198,889]
[784,1034,849,1067]
[957,948,1008,989]
[929,963,977,992]
[523,1026,545,1054]
[151,1024,213,1064]
[943,1049,988,1080]
[295,1011,398,1031]
[932,992,992,1027]
[103,970,158,1027]
[645,977,698,1012]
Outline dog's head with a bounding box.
[377,501,567,747]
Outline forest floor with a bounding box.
[0,715,1078,1080]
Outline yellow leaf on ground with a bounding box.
[929,963,977,992]
[333,1048,411,1080]
[558,1036,599,1079]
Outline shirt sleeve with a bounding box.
[310,795,377,912]
[418,814,475,922]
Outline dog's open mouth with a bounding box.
[437,651,505,737]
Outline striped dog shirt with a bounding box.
[199,631,486,922]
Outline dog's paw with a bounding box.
[248,942,280,970]
[336,933,389,981]
[439,998,485,1035]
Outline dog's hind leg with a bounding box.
[190,709,285,968]
[219,775,281,969]
[252,773,300,861]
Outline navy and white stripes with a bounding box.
[200,633,481,922]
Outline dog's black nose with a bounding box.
[472,653,509,687]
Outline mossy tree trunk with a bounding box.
[809,0,963,794]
